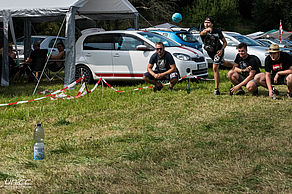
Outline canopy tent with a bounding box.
[0,0,138,87]
[247,29,292,40]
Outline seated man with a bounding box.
[143,42,178,91]
[255,44,292,99]
[47,42,65,72]
[228,43,261,95]
[18,41,47,81]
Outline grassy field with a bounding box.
[0,69,291,193]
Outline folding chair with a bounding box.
[46,60,65,81]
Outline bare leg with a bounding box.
[169,78,178,88]
[213,63,220,89]
[286,74,292,93]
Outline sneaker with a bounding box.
[287,92,292,99]
[252,88,259,96]
[213,88,220,95]
[272,86,279,95]
[235,90,245,95]
[153,83,163,92]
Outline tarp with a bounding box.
[249,29,292,40]
[0,0,138,87]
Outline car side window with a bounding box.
[83,34,114,50]
[225,37,236,46]
[115,34,145,51]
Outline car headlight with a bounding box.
[173,53,191,61]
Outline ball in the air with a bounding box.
[172,13,182,23]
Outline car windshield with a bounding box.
[16,37,46,45]
[228,34,261,46]
[176,32,199,43]
[256,40,270,47]
[138,31,180,47]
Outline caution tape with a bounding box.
[0,73,215,106]
[0,76,85,107]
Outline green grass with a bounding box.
[0,69,291,193]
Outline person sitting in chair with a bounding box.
[47,42,65,72]
[20,41,48,80]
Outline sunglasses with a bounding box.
[155,48,163,51]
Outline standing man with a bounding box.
[228,43,261,95]
[143,42,178,91]
[200,17,227,95]
[255,44,292,99]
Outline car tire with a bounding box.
[75,64,93,83]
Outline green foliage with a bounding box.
[251,0,292,31]
[182,0,239,30]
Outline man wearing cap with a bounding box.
[200,17,227,95]
[255,44,292,99]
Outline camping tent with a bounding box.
[0,0,138,87]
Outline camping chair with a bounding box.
[46,59,65,81]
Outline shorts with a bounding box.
[208,51,224,65]
[270,73,287,85]
[238,73,257,86]
[144,70,179,81]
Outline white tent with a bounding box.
[0,0,138,87]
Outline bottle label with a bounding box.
[34,145,44,160]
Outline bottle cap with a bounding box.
[37,123,41,126]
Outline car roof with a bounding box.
[80,30,151,36]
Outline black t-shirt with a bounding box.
[265,52,292,76]
[149,51,175,72]
[234,54,261,77]
[200,28,224,53]
[29,49,48,71]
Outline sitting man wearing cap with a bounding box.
[255,44,292,99]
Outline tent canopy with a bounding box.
[0,0,138,87]
[0,0,137,19]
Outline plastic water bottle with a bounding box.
[186,79,191,94]
[34,124,45,160]
[272,87,277,100]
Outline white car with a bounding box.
[75,30,208,82]
[14,35,66,59]
[193,31,269,67]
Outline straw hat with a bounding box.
[266,44,280,53]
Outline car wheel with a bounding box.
[75,65,93,83]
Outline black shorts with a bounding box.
[144,70,179,81]
[271,74,287,85]
[208,51,224,65]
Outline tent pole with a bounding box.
[24,18,31,60]
[64,6,77,88]
[1,10,10,86]
[134,13,139,29]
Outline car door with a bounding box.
[82,34,114,77]
[112,33,153,79]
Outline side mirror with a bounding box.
[136,45,150,51]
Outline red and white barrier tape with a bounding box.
[0,76,84,107]
[101,78,125,93]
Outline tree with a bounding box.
[251,0,292,31]
[182,0,239,30]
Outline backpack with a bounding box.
[203,34,219,53]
